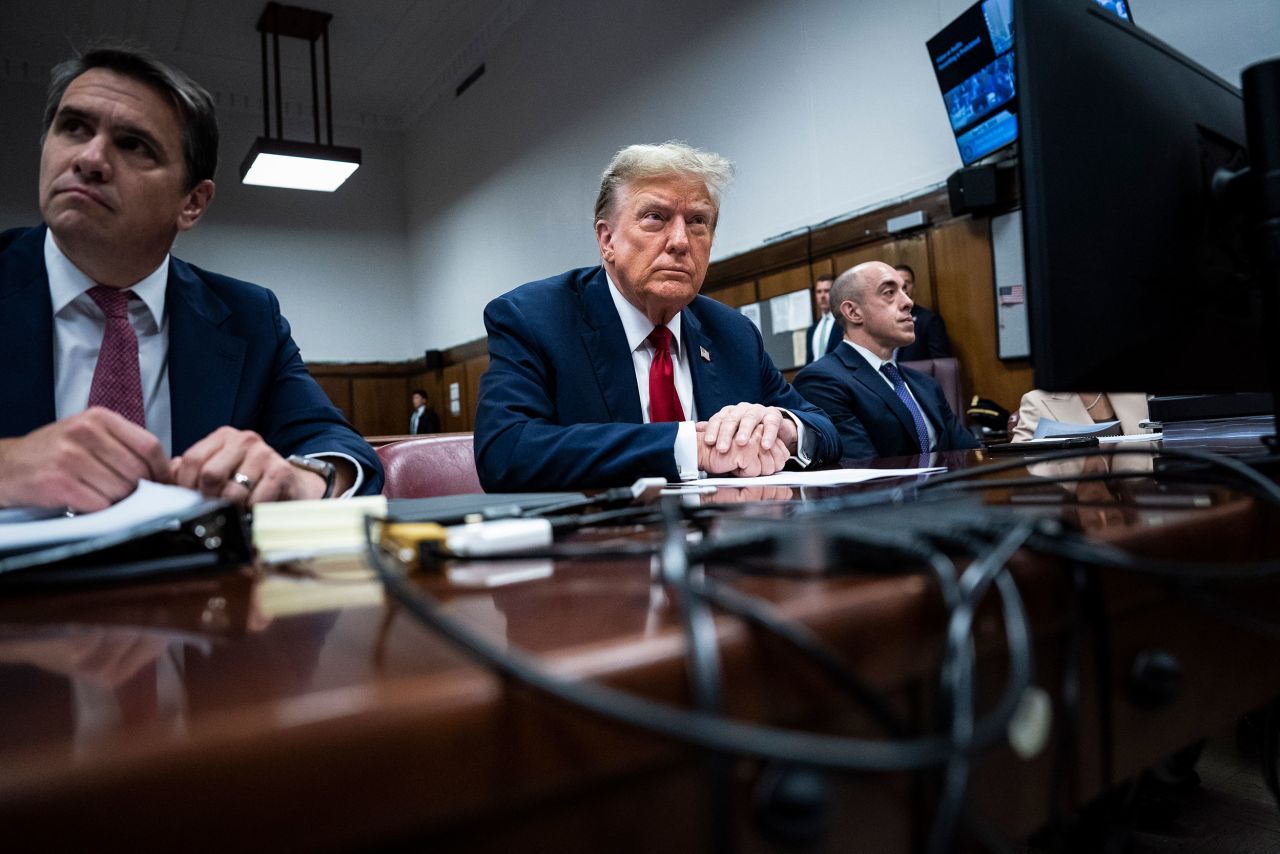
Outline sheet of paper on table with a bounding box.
[0,480,203,553]
[697,466,944,488]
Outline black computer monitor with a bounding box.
[1017,0,1266,394]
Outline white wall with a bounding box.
[4,1,1276,359]
[0,77,415,363]
[403,0,1280,351]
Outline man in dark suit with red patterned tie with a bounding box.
[474,142,839,491]
[0,47,381,512]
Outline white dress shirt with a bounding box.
[47,230,173,453]
[605,275,809,478]
[605,276,701,479]
[810,312,833,360]
[44,231,362,495]
[843,339,938,452]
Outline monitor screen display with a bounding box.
[1093,0,1133,21]
[927,0,1131,165]
[927,0,1018,165]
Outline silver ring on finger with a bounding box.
[231,471,255,492]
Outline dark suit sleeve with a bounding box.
[751,343,842,467]
[474,295,682,491]
[252,294,384,495]
[422,410,441,434]
[792,362,879,462]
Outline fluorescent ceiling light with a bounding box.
[242,4,362,192]
[240,138,361,192]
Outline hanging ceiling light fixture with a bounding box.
[240,2,361,192]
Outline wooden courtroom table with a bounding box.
[0,445,1278,852]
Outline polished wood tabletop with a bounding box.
[1,443,1278,852]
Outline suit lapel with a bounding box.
[0,227,57,436]
[580,270,644,423]
[685,308,723,419]
[166,259,247,452]
[839,346,920,440]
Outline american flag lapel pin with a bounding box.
[699,346,711,363]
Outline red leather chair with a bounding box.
[376,433,483,498]
[899,357,965,426]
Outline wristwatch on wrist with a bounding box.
[286,455,336,498]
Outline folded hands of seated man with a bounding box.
[697,402,797,478]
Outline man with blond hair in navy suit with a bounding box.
[474,142,840,491]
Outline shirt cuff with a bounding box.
[780,410,813,468]
[308,452,364,498]
[673,421,702,481]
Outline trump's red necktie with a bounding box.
[647,326,685,422]
[86,285,146,427]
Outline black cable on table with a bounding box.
[366,517,1033,774]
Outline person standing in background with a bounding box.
[409,389,441,434]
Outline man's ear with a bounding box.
[176,179,215,232]
[595,219,616,263]
[839,299,861,328]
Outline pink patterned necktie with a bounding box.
[86,285,146,427]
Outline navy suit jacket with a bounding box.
[0,226,382,494]
[793,343,977,461]
[804,315,842,364]
[897,305,952,362]
[474,266,841,491]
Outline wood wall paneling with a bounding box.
[888,235,934,311]
[351,376,412,436]
[713,280,758,309]
[463,355,490,431]
[312,375,353,423]
[757,265,812,301]
[832,244,891,283]
[928,218,1033,413]
[441,364,468,433]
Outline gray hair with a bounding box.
[43,45,219,190]
[593,141,734,225]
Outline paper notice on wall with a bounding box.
[992,210,1030,358]
[740,303,762,330]
[770,290,810,333]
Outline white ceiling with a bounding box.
[0,0,528,131]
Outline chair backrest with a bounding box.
[899,357,965,425]
[376,433,482,498]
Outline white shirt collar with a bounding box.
[605,272,683,355]
[844,338,897,373]
[45,229,169,327]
